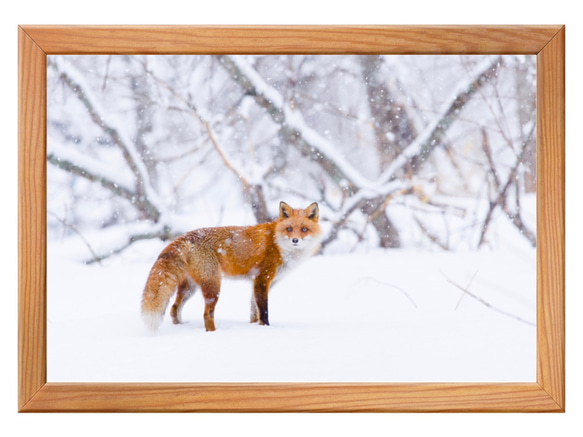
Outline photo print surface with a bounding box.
[46,54,537,382]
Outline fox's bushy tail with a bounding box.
[141,255,182,331]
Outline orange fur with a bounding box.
[141,202,321,331]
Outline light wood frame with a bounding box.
[18,25,565,412]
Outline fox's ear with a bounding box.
[306,202,319,222]
[279,201,293,219]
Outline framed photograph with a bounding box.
[18,25,564,412]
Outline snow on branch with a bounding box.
[377,56,503,187]
[227,58,373,189]
[219,55,377,192]
[47,140,161,222]
[48,57,166,222]
[220,55,501,199]
[334,56,504,234]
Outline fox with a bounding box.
[141,201,322,332]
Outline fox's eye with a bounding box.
[286,227,293,232]
[301,227,308,232]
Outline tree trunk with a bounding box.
[361,196,401,248]
[360,55,417,170]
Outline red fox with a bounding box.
[141,202,322,332]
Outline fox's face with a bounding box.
[274,202,322,256]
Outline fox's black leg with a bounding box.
[253,277,271,326]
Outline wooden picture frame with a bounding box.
[18,25,565,412]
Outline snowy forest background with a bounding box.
[46,54,537,383]
[47,54,536,256]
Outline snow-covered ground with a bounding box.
[47,235,536,383]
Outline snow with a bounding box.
[47,238,536,383]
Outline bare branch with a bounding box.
[377,56,503,184]
[85,226,176,265]
[145,64,271,223]
[47,149,161,222]
[414,216,449,251]
[217,55,368,193]
[48,57,163,223]
[349,277,418,309]
[443,271,535,327]
[219,55,504,249]
[48,211,102,266]
[49,58,153,201]
[478,133,536,248]
[203,121,270,223]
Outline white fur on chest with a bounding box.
[274,235,320,280]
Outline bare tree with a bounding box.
[48,57,163,224]
[47,54,536,260]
